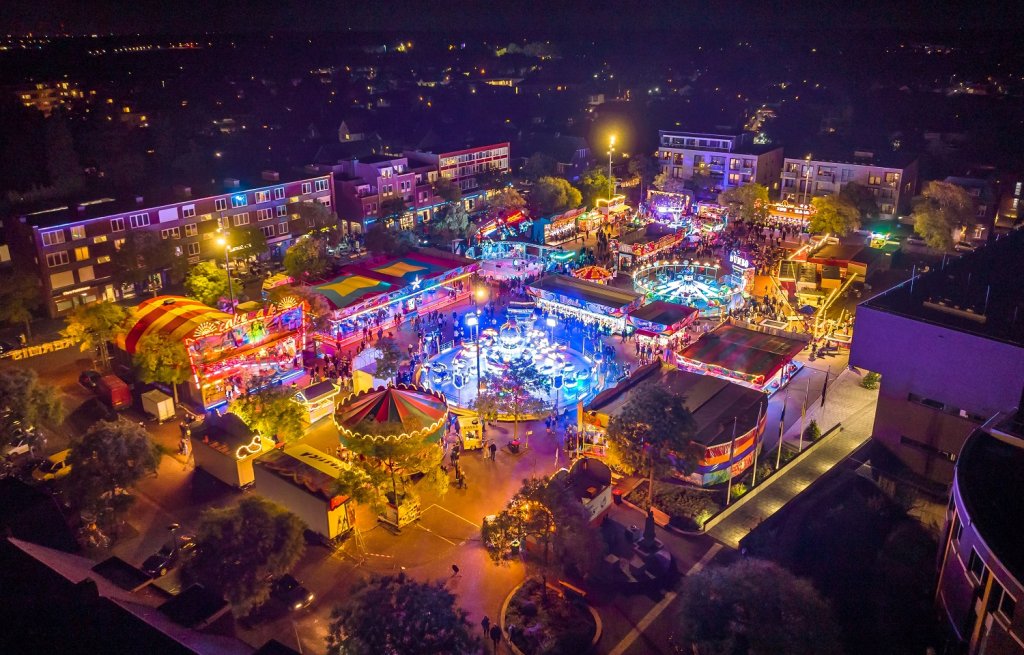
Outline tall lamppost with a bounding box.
[466,312,482,423]
[215,234,237,312]
[607,135,616,203]
[802,153,813,208]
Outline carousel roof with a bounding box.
[115,295,231,355]
[573,265,613,281]
[334,384,448,443]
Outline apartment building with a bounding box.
[780,151,919,219]
[657,130,784,195]
[12,81,88,116]
[936,411,1024,654]
[850,228,1024,489]
[12,170,333,317]
[405,142,510,193]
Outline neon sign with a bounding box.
[729,251,751,269]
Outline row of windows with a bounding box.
[907,393,988,423]
[440,147,509,167]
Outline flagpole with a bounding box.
[751,399,765,487]
[726,417,738,506]
[798,377,809,452]
[775,391,789,470]
[820,365,831,409]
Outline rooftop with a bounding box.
[860,228,1024,347]
[677,321,809,382]
[528,274,642,312]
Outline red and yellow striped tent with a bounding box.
[116,296,231,355]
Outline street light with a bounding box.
[607,135,616,202]
[802,153,812,208]
[215,235,236,312]
[466,313,482,426]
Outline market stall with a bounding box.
[540,207,586,244]
[191,412,266,488]
[572,265,613,284]
[527,274,643,334]
[293,380,341,424]
[627,300,698,343]
[581,360,767,486]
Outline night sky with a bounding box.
[4,0,1023,35]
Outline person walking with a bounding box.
[481,615,491,636]
[489,624,502,653]
[451,563,460,577]
[488,442,497,462]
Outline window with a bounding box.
[114,238,125,250]
[276,205,288,217]
[160,227,180,239]
[278,222,288,235]
[260,225,275,238]
[70,225,86,240]
[254,190,271,203]
[78,266,94,282]
[110,218,125,232]
[314,179,329,192]
[184,223,198,237]
[41,230,65,246]
[885,172,899,184]
[320,198,331,207]
[967,548,986,583]
[230,194,247,208]
[214,198,228,212]
[255,208,271,221]
[273,187,285,200]
[97,255,111,264]
[46,251,69,267]
[998,589,1017,622]
[232,213,249,226]
[301,182,312,194]
[868,174,882,185]
[187,242,200,256]
[74,246,90,261]
[129,213,150,228]
[729,158,740,170]
[182,204,196,218]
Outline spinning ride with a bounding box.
[633,259,745,318]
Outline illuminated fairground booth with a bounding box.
[465,240,571,280]
[632,258,745,318]
[191,412,266,488]
[310,249,479,350]
[527,274,643,334]
[572,265,613,284]
[627,300,698,346]
[614,225,689,269]
[477,208,532,241]
[676,320,809,395]
[537,207,587,244]
[293,380,342,424]
[116,295,306,411]
[647,189,693,227]
[580,361,767,487]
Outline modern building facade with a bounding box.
[780,151,919,219]
[657,130,784,196]
[936,411,1024,654]
[10,170,333,317]
[850,228,1024,489]
[405,142,510,193]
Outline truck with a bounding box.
[96,375,131,411]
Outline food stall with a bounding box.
[527,274,643,334]
[293,380,341,424]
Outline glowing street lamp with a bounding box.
[215,234,236,312]
[607,135,616,202]
[466,312,482,424]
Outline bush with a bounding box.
[861,371,880,390]
[803,420,821,443]
[626,481,721,530]
[731,482,749,499]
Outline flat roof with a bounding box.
[808,244,864,263]
[860,229,1024,347]
[528,274,642,311]
[678,322,808,380]
[256,445,348,503]
[586,361,764,447]
[957,427,1024,582]
[629,300,698,327]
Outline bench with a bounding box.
[558,580,587,600]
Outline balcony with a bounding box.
[781,171,798,180]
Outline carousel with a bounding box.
[632,259,745,318]
[420,316,608,416]
[572,265,613,284]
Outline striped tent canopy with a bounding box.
[572,265,613,282]
[116,296,231,355]
[334,384,448,444]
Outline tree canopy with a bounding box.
[488,187,527,213]
[676,559,842,655]
[531,176,582,215]
[326,573,478,655]
[133,331,192,403]
[438,203,471,238]
[474,355,548,439]
[294,201,340,244]
[66,419,160,515]
[283,235,330,282]
[911,181,976,251]
[718,183,769,222]
[578,168,614,208]
[653,171,689,194]
[184,496,306,615]
[110,230,178,291]
[228,225,269,262]
[521,152,557,180]
[433,177,462,204]
[231,386,306,444]
[184,261,234,307]
[0,271,41,338]
[378,196,408,225]
[810,195,861,236]
[62,301,131,370]
[838,181,879,220]
[0,369,63,451]
[372,338,403,385]
[364,223,414,255]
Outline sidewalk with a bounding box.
[705,368,877,549]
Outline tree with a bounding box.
[488,187,527,213]
[65,419,160,518]
[718,183,770,222]
[474,355,548,440]
[373,338,403,385]
[0,271,40,339]
[676,559,842,655]
[229,225,269,262]
[839,181,879,220]
[62,301,131,370]
[378,196,408,226]
[364,223,413,256]
[653,171,690,194]
[911,181,976,251]
[578,168,614,208]
[184,261,234,307]
[532,176,582,215]
[439,203,471,238]
[689,161,714,192]
[0,369,63,452]
[861,371,880,390]
[810,195,861,236]
[628,153,658,190]
[605,382,700,510]
[433,178,463,204]
[110,230,177,293]
[283,235,329,282]
[231,387,306,444]
[293,201,339,243]
[521,152,557,180]
[184,496,306,615]
[326,573,478,655]
[133,332,192,404]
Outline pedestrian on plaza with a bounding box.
[489,442,497,461]
[451,563,460,577]
[489,625,502,652]
[481,615,491,636]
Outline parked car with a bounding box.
[142,534,196,577]
[32,449,71,482]
[0,340,18,357]
[3,435,33,458]
[269,574,315,611]
[79,370,102,391]
[954,241,977,253]
[96,375,131,410]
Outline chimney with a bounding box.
[172,185,192,199]
[76,204,87,214]
[261,170,280,182]
[135,196,145,205]
[223,178,240,189]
